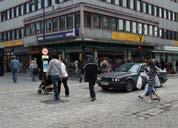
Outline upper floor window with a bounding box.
[132,21,137,33]
[123,0,128,8]
[118,19,124,31]
[101,16,109,30]
[136,0,141,11]
[84,12,91,28]
[129,0,134,9]
[148,4,152,15]
[115,0,120,5]
[159,8,162,18]
[66,14,73,29]
[125,20,131,32]
[93,14,100,29]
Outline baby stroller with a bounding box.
[38,73,53,95]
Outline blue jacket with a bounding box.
[10,59,21,71]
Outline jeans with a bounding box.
[51,75,60,99]
[12,69,18,82]
[140,84,156,97]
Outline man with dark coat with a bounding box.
[82,55,100,101]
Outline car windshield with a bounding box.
[115,63,140,73]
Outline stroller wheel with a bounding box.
[37,89,42,94]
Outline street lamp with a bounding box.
[30,0,46,43]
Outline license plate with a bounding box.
[101,82,109,85]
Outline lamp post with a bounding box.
[30,0,46,43]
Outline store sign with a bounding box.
[112,32,144,43]
[37,28,79,42]
[1,39,23,47]
[164,46,178,51]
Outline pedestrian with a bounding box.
[58,56,70,97]
[146,59,161,103]
[10,55,21,83]
[29,60,38,81]
[46,53,62,100]
[78,58,86,82]
[82,55,101,101]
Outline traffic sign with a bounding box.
[42,48,48,55]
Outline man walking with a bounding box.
[10,56,21,83]
[82,55,100,101]
[46,53,62,100]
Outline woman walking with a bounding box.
[146,59,161,103]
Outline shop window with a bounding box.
[93,14,100,29]
[46,19,52,33]
[109,18,117,31]
[84,12,91,28]
[59,16,66,30]
[101,16,109,30]
[75,12,80,27]
[52,18,59,31]
[66,14,73,29]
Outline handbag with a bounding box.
[136,75,142,89]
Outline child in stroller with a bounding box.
[38,72,53,95]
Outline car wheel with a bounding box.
[101,86,109,91]
[125,80,134,92]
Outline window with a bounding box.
[136,0,141,11]
[11,8,14,18]
[123,0,127,8]
[84,12,91,28]
[75,12,80,27]
[7,10,10,20]
[109,18,117,31]
[164,9,167,19]
[59,16,65,30]
[31,23,36,35]
[138,23,142,34]
[101,16,109,30]
[132,22,137,33]
[93,14,100,29]
[172,12,175,21]
[16,6,19,17]
[154,6,157,16]
[142,2,146,13]
[25,24,31,36]
[154,26,158,37]
[129,0,134,9]
[21,5,24,15]
[66,14,73,29]
[118,19,124,31]
[26,3,30,13]
[52,18,58,31]
[159,8,162,18]
[46,19,52,33]
[115,0,120,5]
[37,0,42,9]
[125,20,131,32]
[106,0,111,3]
[36,22,41,34]
[148,4,152,15]
[159,29,162,38]
[144,24,148,35]
[149,25,153,36]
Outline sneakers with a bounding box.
[138,95,143,100]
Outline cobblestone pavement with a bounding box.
[0,73,178,128]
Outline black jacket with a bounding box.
[83,61,99,81]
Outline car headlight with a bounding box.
[97,77,101,80]
[115,78,120,82]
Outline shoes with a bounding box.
[138,95,143,100]
[54,97,60,101]
[66,95,70,97]
[91,97,96,101]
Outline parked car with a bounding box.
[97,63,167,92]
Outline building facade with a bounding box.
[0,0,178,72]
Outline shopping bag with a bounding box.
[136,75,142,89]
[155,75,161,87]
